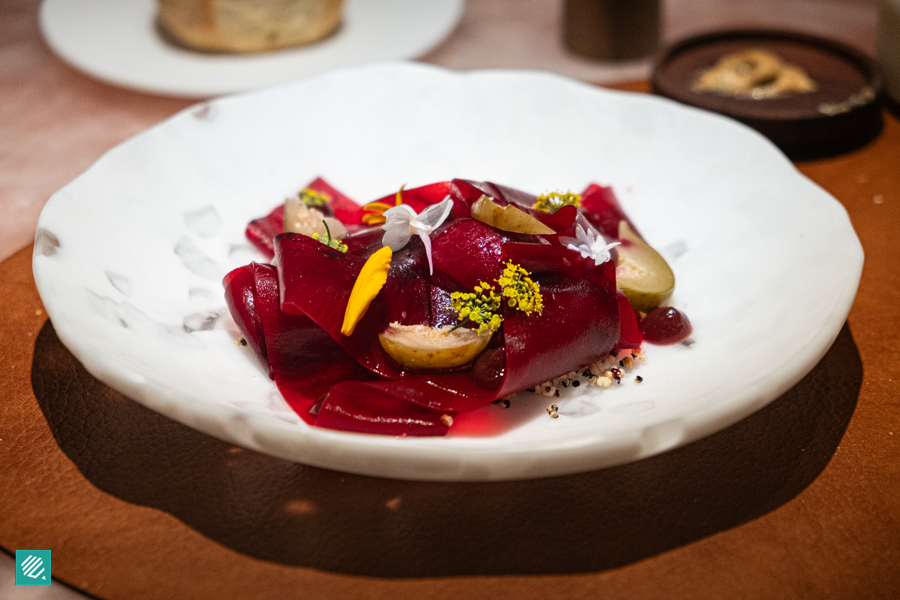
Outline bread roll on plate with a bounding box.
[158,0,344,54]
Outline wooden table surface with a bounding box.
[2,1,898,599]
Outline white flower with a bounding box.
[559,223,620,265]
[382,196,454,274]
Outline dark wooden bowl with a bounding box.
[651,29,884,160]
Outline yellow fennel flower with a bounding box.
[532,191,581,213]
[311,221,348,252]
[299,188,330,207]
[449,282,503,334]
[497,261,543,315]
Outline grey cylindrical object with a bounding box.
[878,0,900,112]
[564,0,660,60]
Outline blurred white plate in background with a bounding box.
[39,0,465,97]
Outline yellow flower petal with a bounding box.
[362,213,387,226]
[362,201,393,212]
[341,246,393,336]
[361,184,407,227]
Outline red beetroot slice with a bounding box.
[364,180,484,222]
[579,183,638,241]
[498,244,620,394]
[245,206,283,260]
[341,227,383,255]
[225,262,374,424]
[461,180,537,209]
[430,218,507,291]
[539,204,579,235]
[499,240,590,280]
[314,381,453,436]
[223,264,269,374]
[615,290,644,351]
[311,177,364,225]
[379,237,436,325]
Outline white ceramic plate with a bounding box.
[33,62,862,481]
[39,0,464,97]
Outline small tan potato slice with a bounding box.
[471,195,555,235]
[378,323,492,370]
[615,221,675,312]
[284,196,347,239]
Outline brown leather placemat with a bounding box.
[2,85,899,599]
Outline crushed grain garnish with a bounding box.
[527,349,644,398]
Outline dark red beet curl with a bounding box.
[615,291,643,350]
